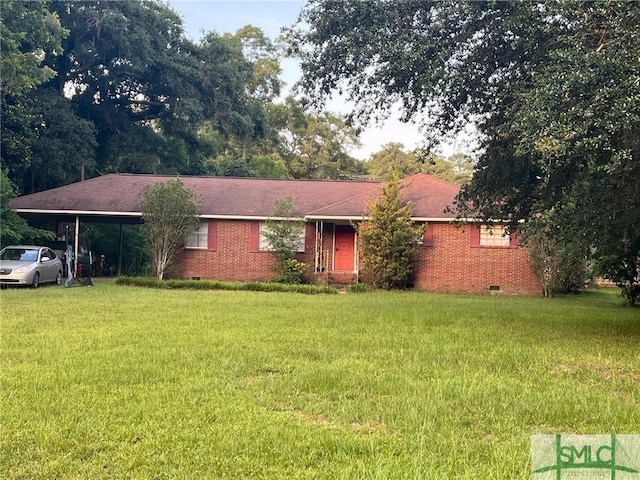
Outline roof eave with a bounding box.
[15,209,142,217]
[305,215,365,221]
[16,209,478,224]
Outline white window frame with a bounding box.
[184,220,208,249]
[480,225,510,247]
[259,221,305,253]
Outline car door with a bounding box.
[40,248,57,282]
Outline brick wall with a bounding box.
[175,219,542,295]
[175,220,315,282]
[413,222,542,295]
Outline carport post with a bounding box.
[118,223,123,276]
[74,216,80,275]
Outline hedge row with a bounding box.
[115,276,338,295]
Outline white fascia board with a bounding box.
[305,215,365,221]
[199,215,302,221]
[306,215,459,222]
[463,218,526,224]
[411,217,458,222]
[411,217,524,223]
[17,209,497,224]
[15,209,142,217]
[15,210,302,222]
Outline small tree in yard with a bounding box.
[357,178,425,289]
[523,209,592,297]
[141,178,200,279]
[262,196,307,283]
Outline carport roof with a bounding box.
[10,173,459,221]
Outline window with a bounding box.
[479,225,511,247]
[259,221,305,252]
[21,249,39,261]
[185,221,208,249]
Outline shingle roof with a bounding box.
[11,173,459,220]
[308,174,460,219]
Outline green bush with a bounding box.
[523,208,592,297]
[275,258,307,284]
[346,282,373,293]
[115,276,338,295]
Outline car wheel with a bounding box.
[32,272,40,289]
[55,270,62,285]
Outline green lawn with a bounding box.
[1,283,638,479]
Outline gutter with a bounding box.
[16,209,514,225]
[14,209,143,217]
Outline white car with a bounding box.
[0,245,63,288]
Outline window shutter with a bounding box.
[207,221,217,251]
[249,221,260,251]
[303,223,310,251]
[470,225,481,248]
[423,227,434,247]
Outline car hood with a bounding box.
[0,260,33,269]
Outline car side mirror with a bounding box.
[41,256,50,262]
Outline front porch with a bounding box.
[314,270,359,286]
[311,221,359,286]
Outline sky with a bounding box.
[168,0,471,159]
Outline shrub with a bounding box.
[523,208,592,297]
[115,276,338,295]
[275,258,307,284]
[346,282,373,293]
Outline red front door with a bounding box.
[334,226,355,271]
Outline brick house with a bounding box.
[10,173,542,295]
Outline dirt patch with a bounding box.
[273,403,394,437]
[552,360,640,383]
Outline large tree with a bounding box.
[366,143,421,180]
[225,25,283,103]
[0,0,67,96]
[46,0,229,177]
[288,1,640,303]
[204,95,366,180]
[267,96,365,179]
[2,1,272,193]
[0,0,74,194]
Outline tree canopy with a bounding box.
[0,0,67,96]
[366,143,473,184]
[288,0,640,303]
[1,0,367,196]
[0,170,54,247]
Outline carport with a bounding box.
[10,175,149,277]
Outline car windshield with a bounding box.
[0,248,39,262]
